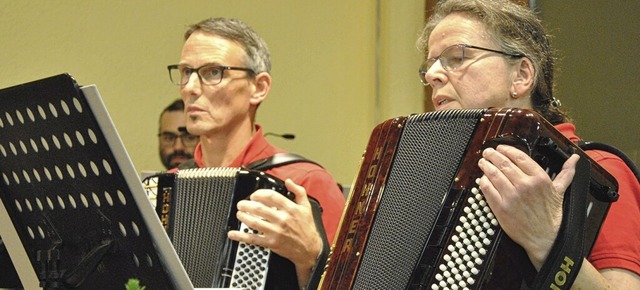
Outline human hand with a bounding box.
[477,144,579,269]
[228,179,322,276]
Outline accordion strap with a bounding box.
[176,152,322,171]
[532,155,591,289]
[576,140,640,184]
[244,152,323,171]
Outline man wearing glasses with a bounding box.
[166,17,345,289]
[158,99,198,169]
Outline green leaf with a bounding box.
[125,278,146,290]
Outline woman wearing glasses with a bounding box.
[418,0,639,288]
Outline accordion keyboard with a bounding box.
[230,222,271,290]
[431,179,499,289]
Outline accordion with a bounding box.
[319,108,618,290]
[146,168,321,290]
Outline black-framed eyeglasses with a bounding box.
[167,64,255,86]
[418,44,524,86]
[158,132,199,147]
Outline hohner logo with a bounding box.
[160,187,172,231]
[341,145,384,255]
[550,256,574,290]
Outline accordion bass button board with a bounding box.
[319,108,618,290]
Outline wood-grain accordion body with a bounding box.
[320,108,618,290]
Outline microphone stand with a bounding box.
[264,132,296,140]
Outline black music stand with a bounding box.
[0,236,22,288]
[0,74,193,290]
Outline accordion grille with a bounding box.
[352,110,483,289]
[173,167,239,287]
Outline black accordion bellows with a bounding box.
[171,168,238,286]
[320,108,618,290]
[354,110,481,287]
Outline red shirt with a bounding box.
[192,125,346,242]
[556,123,640,275]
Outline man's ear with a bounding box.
[250,72,271,105]
[511,57,535,98]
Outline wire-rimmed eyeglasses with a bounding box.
[158,132,199,147]
[418,44,524,86]
[167,64,255,86]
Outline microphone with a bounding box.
[264,132,296,140]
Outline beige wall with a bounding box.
[538,1,640,164]
[0,1,425,185]
[2,1,637,185]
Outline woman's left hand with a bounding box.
[477,144,579,269]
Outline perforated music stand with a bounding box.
[0,74,193,290]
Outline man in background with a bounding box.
[158,99,198,169]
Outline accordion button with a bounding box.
[466,246,474,254]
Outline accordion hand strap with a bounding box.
[304,198,330,290]
[532,155,590,289]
